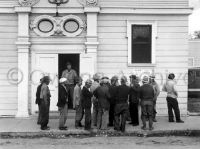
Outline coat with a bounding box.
[109,85,118,105]
[35,84,42,105]
[115,84,130,104]
[81,86,93,109]
[139,83,155,102]
[129,83,140,104]
[94,85,111,110]
[57,84,68,108]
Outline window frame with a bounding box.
[127,21,157,67]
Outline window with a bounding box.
[38,19,54,33]
[127,21,157,66]
[132,25,152,63]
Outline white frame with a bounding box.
[61,15,85,37]
[127,20,157,66]
[31,15,56,37]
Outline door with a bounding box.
[35,54,58,111]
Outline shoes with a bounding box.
[149,127,154,131]
[132,124,139,126]
[41,126,50,130]
[108,123,114,127]
[176,120,184,123]
[59,127,68,130]
[129,122,133,125]
[169,120,175,122]
[141,126,147,130]
[153,119,157,122]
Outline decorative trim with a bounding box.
[18,0,40,7]
[30,15,86,37]
[77,0,98,6]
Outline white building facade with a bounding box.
[0,0,192,117]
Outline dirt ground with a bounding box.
[1,136,200,149]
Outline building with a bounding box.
[0,0,192,117]
[188,39,200,114]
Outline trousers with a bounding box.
[59,104,68,128]
[166,97,181,121]
[141,100,153,128]
[129,102,139,125]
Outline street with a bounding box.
[1,136,200,149]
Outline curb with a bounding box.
[1,130,200,139]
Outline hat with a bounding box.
[150,74,156,79]
[121,76,127,83]
[129,75,137,80]
[111,75,118,82]
[85,79,92,85]
[59,78,67,83]
[142,76,149,83]
[93,73,101,81]
[101,77,109,84]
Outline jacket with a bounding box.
[57,84,68,107]
[139,83,155,102]
[129,83,140,103]
[81,86,93,109]
[35,84,42,105]
[94,85,111,110]
[73,84,81,108]
[162,79,178,99]
[109,85,118,105]
[115,84,130,104]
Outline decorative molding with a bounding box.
[77,0,98,7]
[18,0,40,7]
[30,15,86,37]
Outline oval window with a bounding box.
[64,19,79,33]
[38,19,54,33]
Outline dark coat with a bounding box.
[139,84,155,102]
[115,84,130,104]
[109,85,118,105]
[35,84,42,105]
[129,84,140,103]
[81,86,93,109]
[94,85,111,110]
[57,84,68,108]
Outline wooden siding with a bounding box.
[97,14,189,115]
[99,0,188,8]
[0,14,18,116]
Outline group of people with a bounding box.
[36,62,184,132]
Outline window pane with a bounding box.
[131,25,152,63]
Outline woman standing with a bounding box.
[40,76,51,130]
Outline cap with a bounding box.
[142,76,149,83]
[121,76,127,83]
[101,77,109,84]
[59,78,67,83]
[129,75,137,80]
[93,73,101,81]
[150,74,156,79]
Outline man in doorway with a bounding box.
[62,62,78,109]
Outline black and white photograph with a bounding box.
[0,0,200,149]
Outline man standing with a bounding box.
[94,77,111,130]
[81,79,93,130]
[35,77,43,125]
[40,76,51,130]
[139,76,155,131]
[73,77,83,128]
[129,75,140,126]
[57,78,69,130]
[114,76,130,132]
[108,76,119,127]
[90,73,100,127]
[149,74,160,122]
[162,73,184,123]
[62,62,77,109]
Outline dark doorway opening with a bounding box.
[58,54,80,78]
[58,54,80,109]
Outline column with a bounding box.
[15,7,31,118]
[82,7,100,75]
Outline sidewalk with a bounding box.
[1,115,200,138]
